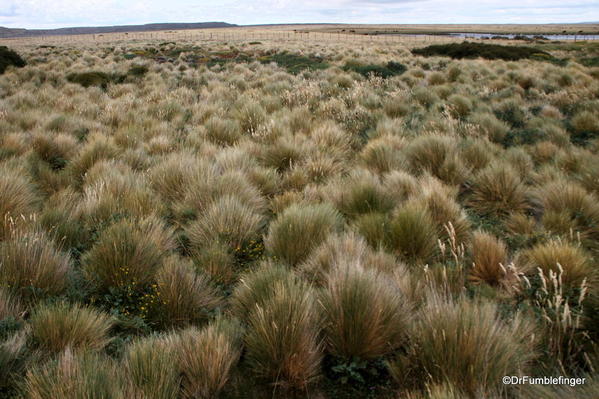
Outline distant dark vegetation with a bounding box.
[412,42,551,61]
[0,46,26,74]
[0,22,237,38]
[259,52,329,74]
[343,61,407,78]
[66,65,148,89]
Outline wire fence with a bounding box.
[0,29,474,47]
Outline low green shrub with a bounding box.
[412,42,551,61]
[0,46,26,74]
[260,52,329,74]
[343,61,407,78]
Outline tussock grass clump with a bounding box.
[177,318,243,399]
[0,288,22,320]
[30,302,113,353]
[386,201,438,264]
[467,162,529,217]
[404,135,466,184]
[204,117,242,146]
[0,329,27,392]
[186,195,264,252]
[155,257,223,328]
[0,227,71,299]
[518,240,594,290]
[230,261,293,320]
[329,171,395,218]
[82,217,175,291]
[300,231,371,284]
[24,349,122,399]
[0,172,38,239]
[389,295,535,397]
[469,231,509,286]
[319,265,411,360]
[265,203,343,266]
[412,41,550,61]
[537,180,599,253]
[245,277,322,389]
[0,46,26,74]
[124,335,180,399]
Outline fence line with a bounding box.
[0,30,475,47]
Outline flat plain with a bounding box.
[0,24,598,398]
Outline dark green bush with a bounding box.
[260,52,329,74]
[127,65,149,77]
[412,42,551,61]
[0,46,26,74]
[66,71,117,89]
[343,61,407,78]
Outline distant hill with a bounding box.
[0,22,237,38]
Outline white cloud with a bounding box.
[0,0,597,29]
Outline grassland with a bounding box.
[0,31,598,398]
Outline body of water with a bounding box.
[446,33,599,41]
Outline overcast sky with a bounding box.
[1,0,597,29]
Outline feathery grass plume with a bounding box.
[386,201,438,265]
[537,180,599,253]
[469,231,509,286]
[233,97,266,135]
[300,231,371,285]
[467,161,529,217]
[389,294,536,397]
[405,382,467,399]
[66,134,119,187]
[468,112,510,143]
[518,240,594,290]
[327,170,395,219]
[245,277,322,389]
[524,267,592,374]
[265,203,343,266]
[186,195,265,253]
[30,302,112,354]
[155,256,223,328]
[0,225,71,299]
[319,264,411,360]
[24,349,123,399]
[177,318,243,399]
[82,216,175,291]
[123,335,180,399]
[0,171,38,240]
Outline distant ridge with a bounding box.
[0,22,237,38]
